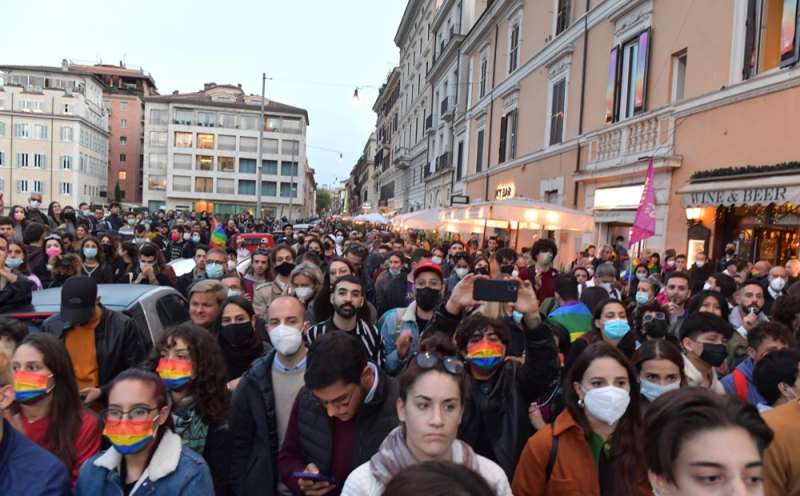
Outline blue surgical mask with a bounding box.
[602,319,630,341]
[206,262,224,279]
[640,379,680,402]
[227,289,241,297]
[83,247,98,259]
[4,257,23,269]
[512,310,524,323]
[635,291,650,305]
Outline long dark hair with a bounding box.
[148,323,230,424]
[18,333,100,472]
[564,341,646,494]
[79,236,105,264]
[627,263,650,295]
[8,239,32,274]
[686,290,730,322]
[630,338,687,387]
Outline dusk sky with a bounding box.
[1,0,407,188]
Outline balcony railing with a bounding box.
[435,152,452,172]
[394,146,410,169]
[587,110,674,170]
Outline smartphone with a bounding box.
[292,472,336,484]
[473,278,519,303]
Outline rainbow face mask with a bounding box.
[465,340,504,371]
[156,358,193,390]
[103,419,157,455]
[14,370,52,403]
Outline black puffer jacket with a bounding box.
[0,273,34,312]
[424,304,561,480]
[39,305,150,386]
[229,352,280,496]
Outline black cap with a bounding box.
[61,276,98,325]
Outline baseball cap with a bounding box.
[60,276,98,325]
[413,261,443,281]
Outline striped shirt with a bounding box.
[305,318,385,368]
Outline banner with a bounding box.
[629,159,656,247]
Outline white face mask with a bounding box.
[703,282,713,291]
[454,267,469,279]
[227,260,237,271]
[695,260,705,268]
[294,287,314,302]
[581,385,630,425]
[770,277,787,292]
[182,233,191,241]
[511,269,520,278]
[431,256,443,265]
[269,324,303,355]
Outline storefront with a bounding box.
[678,166,800,265]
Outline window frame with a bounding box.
[508,16,522,74]
[547,77,568,146]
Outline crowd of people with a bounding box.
[1,193,800,495]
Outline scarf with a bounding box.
[369,426,481,485]
[171,397,209,454]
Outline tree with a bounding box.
[316,189,331,216]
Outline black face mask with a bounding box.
[102,244,114,256]
[699,343,728,368]
[499,264,515,275]
[643,320,668,339]
[220,322,254,348]
[415,287,441,311]
[474,266,490,276]
[726,249,735,256]
[275,262,295,277]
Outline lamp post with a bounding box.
[255,73,271,219]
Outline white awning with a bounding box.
[392,209,441,230]
[677,174,800,208]
[438,198,595,232]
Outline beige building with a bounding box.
[454,0,800,265]
[372,67,402,213]
[0,63,110,208]
[142,83,312,220]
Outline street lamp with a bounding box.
[685,207,702,225]
[352,88,360,103]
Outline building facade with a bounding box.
[70,63,157,206]
[347,133,377,214]
[142,83,311,219]
[0,63,109,208]
[372,68,402,213]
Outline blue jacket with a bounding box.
[380,302,422,375]
[0,418,70,496]
[721,357,766,406]
[74,429,214,496]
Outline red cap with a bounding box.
[413,261,444,280]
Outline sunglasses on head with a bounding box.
[412,351,465,375]
[643,312,666,323]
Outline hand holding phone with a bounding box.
[293,471,336,484]
[473,278,519,303]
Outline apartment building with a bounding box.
[70,63,158,205]
[372,67,402,213]
[0,63,109,208]
[142,83,312,220]
[348,133,377,214]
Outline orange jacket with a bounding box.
[511,409,650,496]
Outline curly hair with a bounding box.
[147,323,230,424]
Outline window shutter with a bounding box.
[498,115,508,163]
[605,46,620,124]
[634,29,651,114]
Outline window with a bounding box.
[475,129,485,173]
[498,110,518,162]
[173,154,191,170]
[605,30,651,123]
[281,162,298,176]
[150,131,167,146]
[282,140,300,156]
[172,176,190,192]
[118,171,127,180]
[32,124,48,140]
[744,0,792,77]
[197,112,215,127]
[150,109,168,125]
[508,22,520,73]
[265,117,281,132]
[549,79,567,145]
[479,54,488,97]
[59,182,71,195]
[240,136,257,153]
[280,182,298,198]
[0,152,4,166]
[263,138,279,154]
[218,156,235,172]
[671,50,687,103]
[60,126,73,142]
[456,141,464,180]
[119,153,127,162]
[120,101,128,112]
[60,155,72,170]
[14,123,29,138]
[149,153,167,170]
[196,155,213,171]
[239,115,258,130]
[218,135,236,151]
[33,153,47,169]
[219,114,237,128]
[174,109,194,125]
[197,133,214,149]
[239,158,257,174]
[282,118,302,134]
[195,177,214,193]
[217,178,235,194]
[555,0,571,35]
[175,132,193,148]
[33,181,43,193]
[149,175,167,191]
[63,104,73,114]
[120,119,128,129]
[120,136,127,145]
[238,180,256,195]
[262,181,277,197]
[16,180,28,193]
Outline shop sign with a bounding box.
[495,183,515,200]
[682,185,799,207]
[593,184,644,210]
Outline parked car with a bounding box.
[3,284,189,344]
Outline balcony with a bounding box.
[435,152,452,172]
[374,149,384,169]
[440,97,454,122]
[586,109,675,172]
[425,114,434,135]
[394,146,410,169]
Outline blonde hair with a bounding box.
[189,279,227,304]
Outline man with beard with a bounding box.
[304,275,384,367]
[727,280,770,370]
[378,262,445,375]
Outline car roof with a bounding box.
[30,284,171,313]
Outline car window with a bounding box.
[157,294,190,328]
[126,305,152,344]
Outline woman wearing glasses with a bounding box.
[74,368,214,495]
[342,334,512,495]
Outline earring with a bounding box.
[578,398,584,408]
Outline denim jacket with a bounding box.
[74,429,214,496]
[380,302,421,375]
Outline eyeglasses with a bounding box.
[105,406,160,422]
[412,351,465,375]
[643,312,666,323]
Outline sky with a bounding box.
[1,0,407,189]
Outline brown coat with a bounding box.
[763,401,800,496]
[511,409,650,496]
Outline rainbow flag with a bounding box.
[548,301,593,343]
[14,370,50,403]
[210,224,227,248]
[465,341,504,369]
[156,358,193,390]
[104,419,155,455]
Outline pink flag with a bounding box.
[629,159,656,247]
